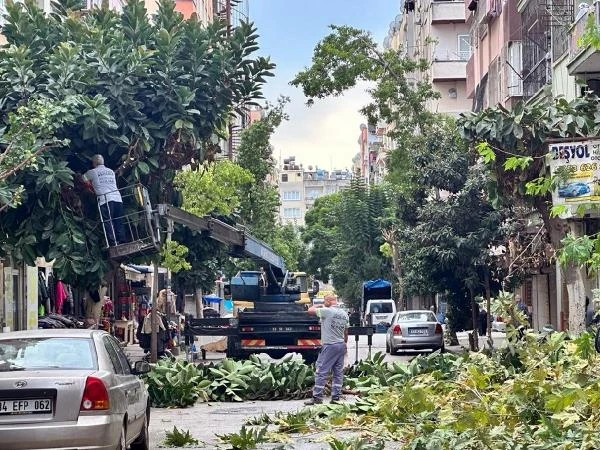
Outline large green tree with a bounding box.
[459,95,600,332]
[301,180,392,309]
[0,0,273,287]
[294,26,508,331]
[301,193,340,282]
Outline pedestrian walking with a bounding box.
[479,306,488,336]
[83,154,126,246]
[305,294,349,405]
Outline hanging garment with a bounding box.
[38,271,51,314]
[38,271,49,304]
[47,273,57,312]
[55,280,68,315]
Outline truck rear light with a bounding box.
[80,376,110,411]
[240,326,254,332]
[308,325,320,331]
[393,324,401,335]
[435,323,443,334]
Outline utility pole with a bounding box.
[166,219,174,326]
[226,0,234,160]
[150,258,159,363]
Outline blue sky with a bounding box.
[250,0,401,171]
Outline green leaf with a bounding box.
[503,156,533,171]
[476,142,496,163]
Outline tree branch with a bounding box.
[0,143,56,181]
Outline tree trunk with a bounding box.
[565,222,587,333]
[382,228,404,308]
[470,288,479,352]
[485,270,493,349]
[195,288,203,318]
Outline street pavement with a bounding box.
[139,331,506,449]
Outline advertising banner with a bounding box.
[548,140,600,213]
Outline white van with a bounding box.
[364,299,397,326]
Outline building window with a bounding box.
[281,174,288,182]
[305,189,322,200]
[283,191,300,201]
[283,208,301,219]
[457,34,471,61]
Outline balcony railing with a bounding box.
[568,3,600,75]
[431,1,466,23]
[432,60,468,80]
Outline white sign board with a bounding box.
[548,140,600,214]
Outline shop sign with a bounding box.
[548,139,600,213]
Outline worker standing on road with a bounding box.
[305,294,349,405]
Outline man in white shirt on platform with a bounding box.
[84,154,126,246]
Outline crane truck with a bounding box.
[104,186,321,363]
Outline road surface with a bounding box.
[147,331,506,449]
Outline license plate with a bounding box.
[408,328,428,335]
[271,326,293,332]
[0,399,52,415]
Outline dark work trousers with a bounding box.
[313,342,346,400]
[100,201,126,246]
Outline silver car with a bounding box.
[385,310,445,354]
[0,329,150,450]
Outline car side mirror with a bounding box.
[133,360,150,375]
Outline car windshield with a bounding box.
[368,302,394,314]
[0,337,96,371]
[396,312,436,322]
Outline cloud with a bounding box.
[267,81,373,171]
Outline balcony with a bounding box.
[432,0,466,23]
[567,3,600,75]
[432,59,467,81]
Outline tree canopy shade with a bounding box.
[0,0,274,287]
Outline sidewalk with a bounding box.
[451,330,506,352]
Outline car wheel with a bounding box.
[130,413,149,450]
[115,423,126,450]
[385,339,390,353]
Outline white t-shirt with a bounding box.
[85,165,122,205]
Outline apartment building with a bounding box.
[466,0,523,110]
[400,0,472,115]
[175,0,212,21]
[356,123,386,185]
[375,1,473,187]
[278,157,351,226]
